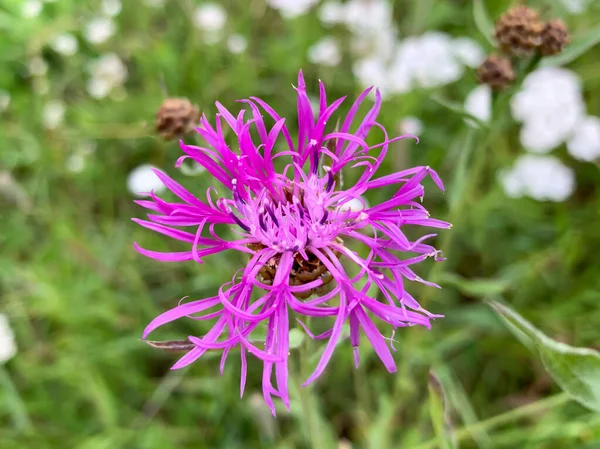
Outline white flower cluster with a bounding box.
[499,154,575,202]
[192,5,250,53]
[22,0,42,19]
[50,33,79,56]
[494,67,600,202]
[308,37,342,67]
[511,68,586,155]
[42,100,66,130]
[87,53,128,99]
[193,3,228,44]
[557,0,591,14]
[267,0,320,18]
[317,0,484,94]
[84,0,122,45]
[464,85,492,124]
[0,90,10,112]
[0,314,17,364]
[127,164,166,197]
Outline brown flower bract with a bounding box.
[155,98,200,140]
[495,6,544,56]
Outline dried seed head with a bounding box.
[155,98,200,140]
[495,6,544,56]
[540,19,570,56]
[477,54,516,90]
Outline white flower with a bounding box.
[452,37,485,68]
[339,197,369,212]
[102,0,122,17]
[267,0,319,18]
[0,90,10,112]
[308,37,342,67]
[390,33,464,91]
[193,4,227,32]
[84,17,116,44]
[51,33,79,56]
[66,154,85,173]
[353,57,390,93]
[127,164,166,196]
[511,67,585,153]
[179,160,206,176]
[0,314,17,364]
[519,118,571,154]
[511,67,583,123]
[309,96,320,116]
[557,0,588,14]
[318,1,346,26]
[517,96,585,153]
[227,34,248,54]
[499,154,575,202]
[87,79,111,99]
[399,116,423,136]
[89,53,128,84]
[567,116,600,161]
[350,26,397,61]
[22,0,42,18]
[345,0,393,34]
[42,100,65,129]
[464,84,491,124]
[28,56,48,77]
[411,32,464,88]
[87,53,128,99]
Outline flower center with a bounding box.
[231,175,340,253]
[247,241,342,299]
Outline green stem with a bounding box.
[412,392,571,449]
[0,365,33,433]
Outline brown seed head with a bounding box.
[540,19,570,56]
[495,5,544,56]
[477,54,516,90]
[155,98,200,140]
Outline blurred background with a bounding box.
[1,0,600,447]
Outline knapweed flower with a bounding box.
[134,70,449,414]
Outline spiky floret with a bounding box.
[134,70,449,415]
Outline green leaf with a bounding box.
[428,371,456,449]
[473,0,496,47]
[489,300,600,412]
[542,25,600,67]
[447,128,477,210]
[430,95,489,130]
[437,272,510,297]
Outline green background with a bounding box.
[1,0,600,447]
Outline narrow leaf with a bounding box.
[437,272,510,297]
[145,339,196,352]
[489,300,600,412]
[473,0,496,47]
[428,370,457,449]
[542,25,600,67]
[431,95,489,130]
[447,128,477,210]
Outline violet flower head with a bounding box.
[135,70,449,415]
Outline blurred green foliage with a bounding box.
[1,0,600,448]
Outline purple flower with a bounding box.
[135,70,449,415]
